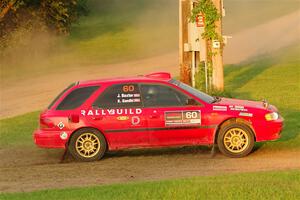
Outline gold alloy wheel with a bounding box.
[75,133,101,158]
[223,128,249,153]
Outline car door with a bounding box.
[89,83,149,149]
[140,83,209,146]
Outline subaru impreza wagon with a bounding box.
[33,72,283,161]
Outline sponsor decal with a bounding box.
[117,116,129,121]
[81,108,142,116]
[57,122,64,129]
[213,105,227,111]
[131,116,141,125]
[165,110,201,127]
[60,132,68,140]
[229,105,248,112]
[239,112,253,117]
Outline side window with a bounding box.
[56,86,99,110]
[48,82,76,109]
[140,84,188,107]
[93,84,142,108]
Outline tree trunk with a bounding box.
[0,1,16,20]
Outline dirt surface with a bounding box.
[1,10,299,119]
[0,146,299,193]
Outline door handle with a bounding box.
[149,115,159,119]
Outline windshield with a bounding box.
[169,79,215,103]
[48,82,76,109]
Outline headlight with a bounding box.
[265,112,279,121]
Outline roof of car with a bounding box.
[77,72,172,86]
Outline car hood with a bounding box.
[214,97,267,110]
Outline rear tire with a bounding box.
[68,128,107,162]
[217,123,254,158]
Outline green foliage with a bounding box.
[40,0,89,34]
[1,170,300,199]
[0,0,24,13]
[195,62,214,93]
[190,0,221,41]
[0,0,88,51]
[191,61,233,97]
[190,0,222,91]
[195,62,206,92]
[195,61,217,94]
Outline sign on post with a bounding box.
[196,14,205,27]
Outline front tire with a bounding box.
[217,123,254,158]
[68,128,107,162]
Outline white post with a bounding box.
[204,61,208,92]
[191,51,196,87]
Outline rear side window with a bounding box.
[48,83,76,109]
[93,84,142,108]
[56,86,99,110]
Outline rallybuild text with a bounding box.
[81,108,143,116]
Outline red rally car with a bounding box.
[33,72,283,161]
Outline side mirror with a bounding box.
[186,98,197,105]
[69,114,80,123]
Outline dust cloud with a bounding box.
[0,21,71,83]
[0,0,179,83]
[224,9,300,64]
[88,0,179,56]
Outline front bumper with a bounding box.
[33,129,71,149]
[254,116,284,142]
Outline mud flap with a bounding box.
[210,144,217,158]
[60,145,69,163]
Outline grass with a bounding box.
[1,170,299,199]
[0,111,39,148]
[224,43,300,149]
